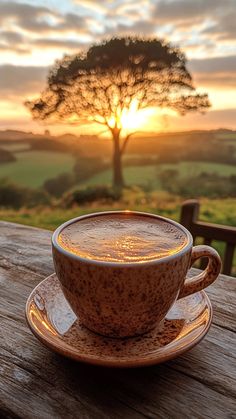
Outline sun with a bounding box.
[120,99,151,130]
[108,99,155,131]
[105,99,168,134]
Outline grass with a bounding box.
[1,196,235,230]
[82,166,160,189]
[0,151,75,188]
[81,161,236,189]
[0,148,235,273]
[1,195,235,275]
[157,162,236,177]
[1,195,235,274]
[1,148,235,190]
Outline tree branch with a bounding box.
[97,128,110,137]
[121,131,144,155]
[92,117,107,125]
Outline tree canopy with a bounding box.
[26,37,210,188]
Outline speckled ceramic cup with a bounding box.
[52,211,221,338]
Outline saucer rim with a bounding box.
[25,273,213,368]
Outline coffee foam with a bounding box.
[58,214,188,263]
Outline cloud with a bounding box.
[155,0,224,22]
[73,0,109,15]
[189,55,236,74]
[105,20,157,37]
[153,0,236,45]
[1,53,235,104]
[51,13,89,34]
[0,2,93,57]
[0,1,58,32]
[0,44,30,54]
[0,64,49,96]
[203,11,236,41]
[32,38,86,50]
[1,30,23,43]
[0,0,235,131]
[187,56,236,88]
[0,1,88,35]
[176,108,236,130]
[0,29,30,54]
[1,0,236,60]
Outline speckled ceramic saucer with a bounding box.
[26,273,212,368]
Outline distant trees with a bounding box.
[43,173,74,198]
[0,179,50,209]
[63,186,120,207]
[159,170,236,198]
[26,36,210,189]
[74,156,108,182]
[30,138,71,153]
[0,148,16,163]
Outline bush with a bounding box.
[0,148,16,163]
[0,178,50,209]
[74,156,108,181]
[63,185,121,207]
[43,173,75,197]
[158,169,179,194]
[123,156,159,166]
[159,169,236,198]
[30,138,71,153]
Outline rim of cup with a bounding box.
[52,210,193,267]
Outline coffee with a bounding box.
[53,211,221,337]
[58,213,187,263]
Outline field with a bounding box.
[1,134,236,191]
[1,196,235,230]
[1,131,236,275]
[0,150,74,187]
[81,162,236,189]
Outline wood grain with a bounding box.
[0,221,236,419]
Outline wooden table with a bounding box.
[0,221,235,419]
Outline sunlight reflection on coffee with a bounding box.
[58,213,187,263]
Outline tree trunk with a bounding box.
[112,129,124,190]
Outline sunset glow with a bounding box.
[0,0,235,133]
[107,100,157,131]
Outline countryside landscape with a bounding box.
[1,0,236,416]
[0,3,235,275]
[0,127,235,273]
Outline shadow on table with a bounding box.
[46,352,184,416]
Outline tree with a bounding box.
[26,37,210,189]
[0,148,16,163]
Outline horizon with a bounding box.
[1,127,236,139]
[1,0,236,133]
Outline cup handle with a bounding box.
[178,245,222,299]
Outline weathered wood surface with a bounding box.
[0,220,235,419]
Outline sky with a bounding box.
[0,0,236,134]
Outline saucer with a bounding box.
[26,273,212,368]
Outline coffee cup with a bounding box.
[52,211,221,338]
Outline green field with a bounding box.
[0,151,74,187]
[1,145,236,190]
[81,162,236,189]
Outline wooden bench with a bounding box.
[180,200,236,275]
